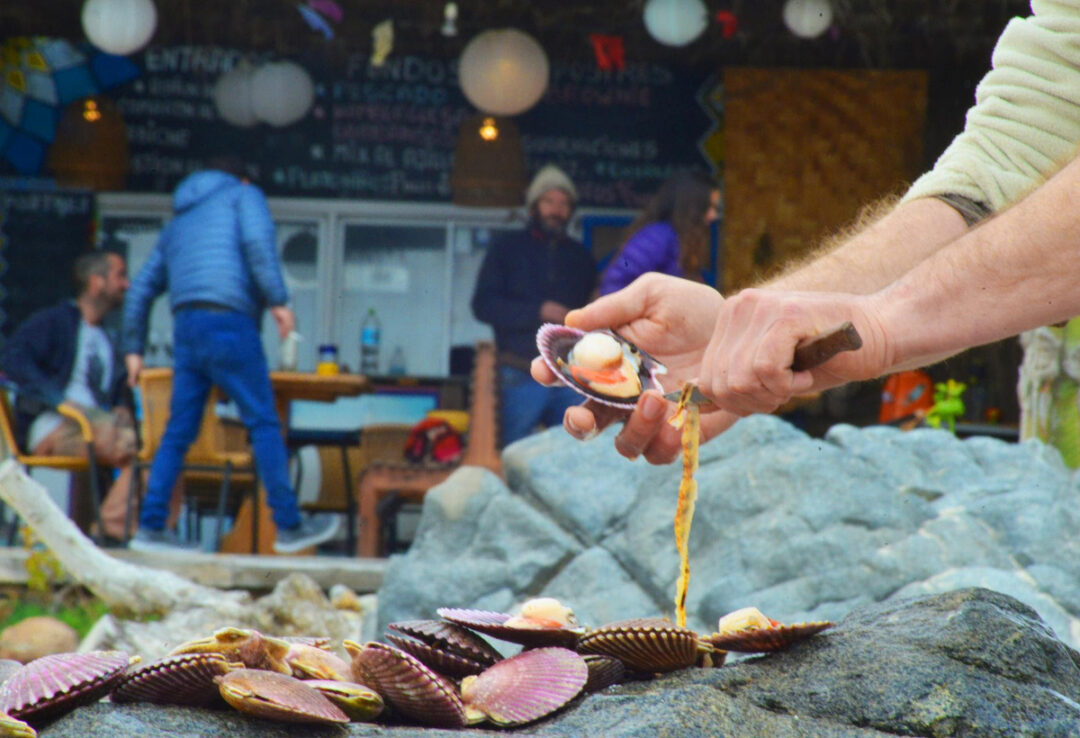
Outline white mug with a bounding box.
[280,331,302,370]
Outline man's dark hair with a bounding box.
[73,251,112,296]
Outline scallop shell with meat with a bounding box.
[437,606,583,649]
[536,325,666,409]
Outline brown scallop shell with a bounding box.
[111,652,232,707]
[387,619,501,665]
[217,669,349,724]
[536,324,667,409]
[708,621,833,653]
[462,647,588,727]
[581,654,626,693]
[385,634,489,679]
[346,641,466,728]
[0,650,132,722]
[575,618,699,673]
[437,607,583,648]
[303,679,384,722]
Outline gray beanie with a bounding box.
[525,164,578,209]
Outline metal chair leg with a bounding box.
[214,461,232,552]
[85,443,105,546]
[340,444,357,555]
[123,461,144,544]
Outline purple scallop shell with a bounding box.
[708,621,833,653]
[0,650,131,722]
[387,619,501,665]
[536,324,667,409]
[462,647,587,727]
[576,619,699,673]
[385,634,489,679]
[217,669,349,724]
[111,652,231,707]
[348,642,465,728]
[437,607,583,649]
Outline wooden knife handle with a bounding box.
[791,321,863,372]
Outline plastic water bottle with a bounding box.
[360,307,381,374]
[388,345,407,376]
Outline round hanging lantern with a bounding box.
[47,96,130,190]
[643,0,708,47]
[458,29,549,117]
[81,0,158,56]
[451,114,527,207]
[251,61,315,127]
[213,59,258,127]
[783,0,834,39]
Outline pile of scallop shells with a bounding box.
[0,598,831,734]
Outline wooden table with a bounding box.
[218,371,371,555]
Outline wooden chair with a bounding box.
[355,340,502,557]
[0,384,106,543]
[125,368,257,550]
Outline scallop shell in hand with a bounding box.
[536,325,666,408]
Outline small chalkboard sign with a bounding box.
[0,185,95,340]
[115,47,714,208]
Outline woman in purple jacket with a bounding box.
[598,170,720,295]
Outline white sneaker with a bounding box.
[273,513,341,554]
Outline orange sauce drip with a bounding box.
[670,384,700,629]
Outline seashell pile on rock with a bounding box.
[0,598,831,734]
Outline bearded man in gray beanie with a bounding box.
[472,164,597,447]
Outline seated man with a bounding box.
[0,251,136,539]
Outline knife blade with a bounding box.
[661,321,863,405]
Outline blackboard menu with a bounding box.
[116,46,713,208]
[0,186,94,339]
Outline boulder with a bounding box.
[0,615,79,662]
[40,589,1080,736]
[378,417,1080,649]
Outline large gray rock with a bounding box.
[378,416,1080,648]
[40,589,1080,736]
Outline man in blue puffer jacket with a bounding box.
[122,160,338,553]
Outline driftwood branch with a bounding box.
[0,460,248,617]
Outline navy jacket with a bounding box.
[471,223,596,364]
[0,301,130,450]
[122,170,289,355]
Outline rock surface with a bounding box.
[39,588,1080,736]
[378,418,1080,648]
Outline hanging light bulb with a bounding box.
[442,2,458,37]
[479,117,499,141]
[782,0,833,39]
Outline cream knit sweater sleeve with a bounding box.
[902,1,1080,212]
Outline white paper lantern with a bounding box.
[643,0,708,47]
[213,59,258,128]
[783,0,834,39]
[81,0,157,56]
[250,61,315,127]
[458,29,549,117]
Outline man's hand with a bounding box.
[270,305,296,340]
[531,273,728,463]
[699,287,892,416]
[540,300,570,324]
[125,354,144,388]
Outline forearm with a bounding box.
[878,154,1080,367]
[766,197,970,294]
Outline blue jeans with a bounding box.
[139,308,301,531]
[499,365,583,447]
